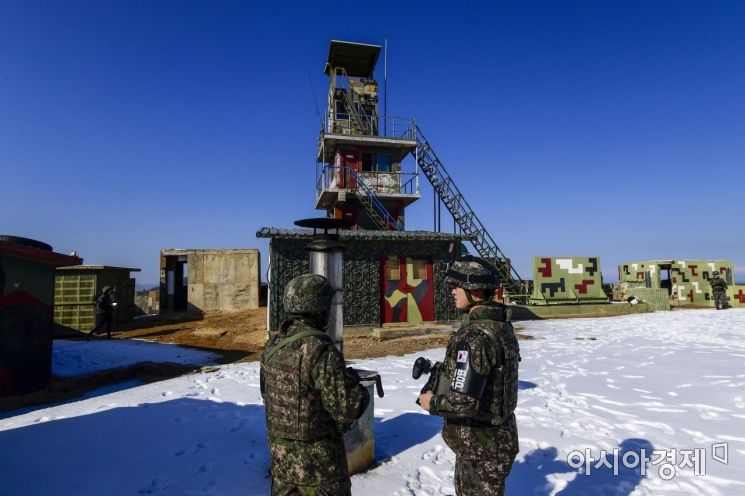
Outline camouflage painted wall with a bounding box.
[731,285,745,308]
[265,235,460,331]
[618,260,738,307]
[530,256,608,304]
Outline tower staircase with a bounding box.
[411,124,527,300]
[344,167,403,231]
[337,87,374,135]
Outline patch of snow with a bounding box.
[52,339,220,377]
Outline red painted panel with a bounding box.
[418,260,435,321]
[382,256,406,324]
[735,290,745,304]
[538,258,552,277]
[0,291,51,311]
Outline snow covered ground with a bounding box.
[52,339,220,377]
[1,309,744,495]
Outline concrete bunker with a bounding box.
[159,249,261,313]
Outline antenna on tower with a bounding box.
[384,38,388,136]
[306,68,324,131]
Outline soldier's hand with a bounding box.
[418,391,433,411]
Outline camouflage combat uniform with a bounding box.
[429,303,520,495]
[710,273,728,310]
[261,274,368,496]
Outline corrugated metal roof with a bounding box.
[324,40,381,77]
[256,227,472,241]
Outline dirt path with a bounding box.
[113,309,458,362]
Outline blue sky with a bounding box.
[2,1,744,286]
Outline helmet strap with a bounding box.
[463,289,489,312]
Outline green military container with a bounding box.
[530,256,608,305]
[54,265,140,336]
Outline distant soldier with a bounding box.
[709,271,728,310]
[260,274,369,496]
[418,257,520,496]
[86,285,116,340]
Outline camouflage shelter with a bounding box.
[54,265,140,335]
[530,256,608,304]
[0,237,81,396]
[257,228,467,331]
[618,259,745,308]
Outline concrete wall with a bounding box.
[161,249,261,312]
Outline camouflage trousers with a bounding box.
[271,478,351,496]
[454,452,516,496]
[714,293,728,309]
[268,433,351,496]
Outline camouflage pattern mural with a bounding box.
[530,257,608,304]
[618,260,744,308]
[732,284,745,308]
[382,255,434,324]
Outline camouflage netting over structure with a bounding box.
[618,259,745,308]
[530,256,608,305]
[257,228,467,331]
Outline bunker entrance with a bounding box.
[658,264,672,295]
[163,255,188,311]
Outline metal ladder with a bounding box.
[345,167,402,231]
[411,124,527,300]
[339,89,373,135]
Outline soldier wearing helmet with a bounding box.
[260,274,369,495]
[418,256,520,495]
[709,270,729,310]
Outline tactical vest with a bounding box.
[710,277,727,294]
[478,320,520,426]
[438,304,520,426]
[260,321,337,440]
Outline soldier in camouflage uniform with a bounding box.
[261,274,369,496]
[710,271,729,310]
[418,256,520,496]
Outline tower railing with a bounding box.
[345,167,403,231]
[315,165,403,231]
[411,124,528,301]
[316,165,419,200]
[324,115,416,139]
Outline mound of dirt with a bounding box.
[111,309,531,362]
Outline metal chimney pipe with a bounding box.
[294,218,351,352]
[307,239,344,351]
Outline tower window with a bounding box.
[362,153,374,172]
[361,153,393,172]
[377,154,392,172]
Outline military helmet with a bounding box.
[712,271,720,276]
[284,274,335,314]
[445,256,500,290]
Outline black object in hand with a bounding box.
[412,357,434,379]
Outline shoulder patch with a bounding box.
[456,349,469,364]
